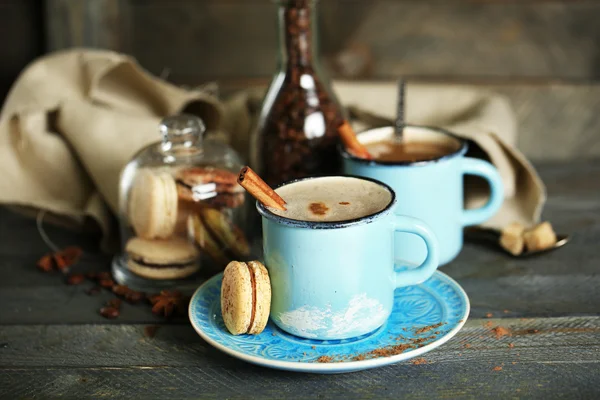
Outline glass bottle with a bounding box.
[251,0,345,187]
[112,114,249,292]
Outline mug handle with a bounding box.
[460,158,504,227]
[392,215,439,288]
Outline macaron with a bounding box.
[128,169,178,239]
[126,237,199,280]
[221,261,271,335]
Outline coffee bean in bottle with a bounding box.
[250,0,344,187]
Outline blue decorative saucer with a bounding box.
[189,271,469,374]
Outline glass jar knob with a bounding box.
[160,114,206,152]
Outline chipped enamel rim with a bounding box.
[188,271,470,374]
[256,175,397,229]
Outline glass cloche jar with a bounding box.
[112,114,249,292]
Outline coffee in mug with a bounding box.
[365,140,456,163]
[269,176,392,222]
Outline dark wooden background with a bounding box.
[0,0,44,103]
[45,0,600,81]
[1,0,599,159]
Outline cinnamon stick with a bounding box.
[237,167,287,211]
[338,121,372,160]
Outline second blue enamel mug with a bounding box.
[341,125,504,266]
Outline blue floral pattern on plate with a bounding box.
[189,271,469,374]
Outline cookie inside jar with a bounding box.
[113,115,250,292]
[173,166,251,271]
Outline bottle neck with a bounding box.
[277,0,319,70]
[159,114,205,154]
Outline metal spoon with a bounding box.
[464,226,569,257]
[395,79,405,142]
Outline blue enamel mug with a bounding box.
[341,125,504,266]
[257,176,439,340]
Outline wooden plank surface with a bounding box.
[1,159,598,325]
[2,364,598,399]
[45,0,600,80]
[1,159,599,398]
[0,317,599,398]
[2,317,600,367]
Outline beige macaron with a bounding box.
[221,261,271,335]
[126,237,199,280]
[128,169,178,239]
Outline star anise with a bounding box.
[148,290,188,318]
[36,246,83,273]
[54,246,83,271]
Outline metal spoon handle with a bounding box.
[395,80,405,141]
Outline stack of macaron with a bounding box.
[125,167,249,280]
[126,169,198,280]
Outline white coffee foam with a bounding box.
[270,176,392,222]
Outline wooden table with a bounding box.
[1,159,599,399]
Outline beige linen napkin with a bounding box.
[0,49,222,250]
[0,48,545,252]
[224,81,546,229]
